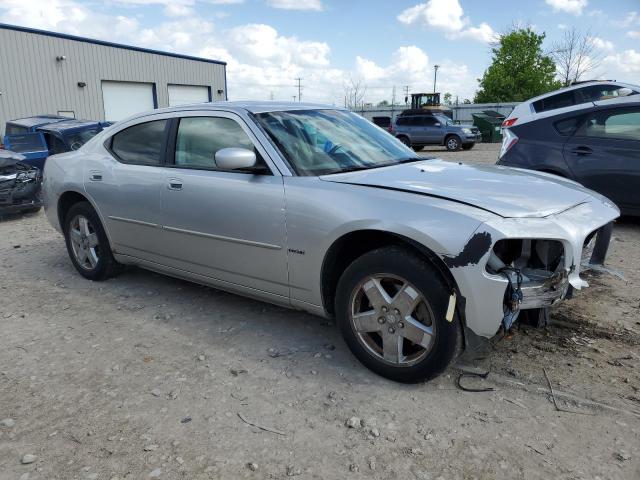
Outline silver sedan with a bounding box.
[43,102,619,382]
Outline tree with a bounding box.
[550,27,602,86]
[443,92,452,105]
[377,100,390,107]
[474,28,561,103]
[343,77,367,109]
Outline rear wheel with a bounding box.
[335,246,462,383]
[445,135,461,151]
[63,201,120,281]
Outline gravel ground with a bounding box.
[1,143,639,480]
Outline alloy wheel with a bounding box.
[69,214,100,270]
[349,274,436,366]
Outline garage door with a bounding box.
[102,81,155,122]
[168,85,210,107]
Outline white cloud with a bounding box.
[267,0,323,11]
[397,0,497,43]
[458,23,498,43]
[604,50,640,73]
[228,24,330,67]
[354,46,476,100]
[164,3,194,16]
[397,0,465,33]
[545,0,588,16]
[628,31,640,39]
[590,36,614,51]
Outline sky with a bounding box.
[1,0,639,105]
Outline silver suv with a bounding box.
[394,114,481,151]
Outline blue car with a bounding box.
[3,117,108,170]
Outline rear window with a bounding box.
[4,133,47,153]
[5,124,28,135]
[532,91,575,113]
[110,120,167,165]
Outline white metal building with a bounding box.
[0,23,227,135]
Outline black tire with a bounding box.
[462,143,474,151]
[445,135,461,151]
[412,145,423,152]
[335,246,462,383]
[397,136,411,148]
[63,201,120,281]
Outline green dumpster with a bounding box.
[472,110,505,143]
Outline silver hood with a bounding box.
[321,159,600,218]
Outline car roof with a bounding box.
[140,101,342,117]
[522,81,640,105]
[37,119,102,133]
[7,115,67,128]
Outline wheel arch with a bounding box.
[57,190,115,248]
[320,229,463,318]
[443,133,461,145]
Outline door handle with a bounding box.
[167,178,183,190]
[89,170,102,181]
[571,146,593,156]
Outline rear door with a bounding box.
[420,116,444,144]
[85,118,169,259]
[563,106,640,213]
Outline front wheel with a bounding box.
[64,201,121,281]
[445,135,461,151]
[397,136,411,148]
[335,246,462,383]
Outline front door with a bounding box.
[158,113,289,297]
[563,106,640,214]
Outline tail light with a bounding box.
[502,118,518,128]
[499,129,519,159]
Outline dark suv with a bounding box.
[393,114,481,151]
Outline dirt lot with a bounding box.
[1,143,639,480]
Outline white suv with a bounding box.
[502,81,639,129]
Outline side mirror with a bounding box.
[215,147,257,170]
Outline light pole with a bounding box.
[433,64,440,93]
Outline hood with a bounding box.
[320,159,596,218]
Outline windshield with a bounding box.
[255,109,420,176]
[63,128,102,150]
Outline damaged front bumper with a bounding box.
[445,200,620,338]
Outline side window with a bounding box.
[554,116,583,136]
[110,120,168,165]
[422,117,438,127]
[576,85,638,103]
[532,91,575,113]
[580,109,640,141]
[396,117,409,126]
[174,117,257,170]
